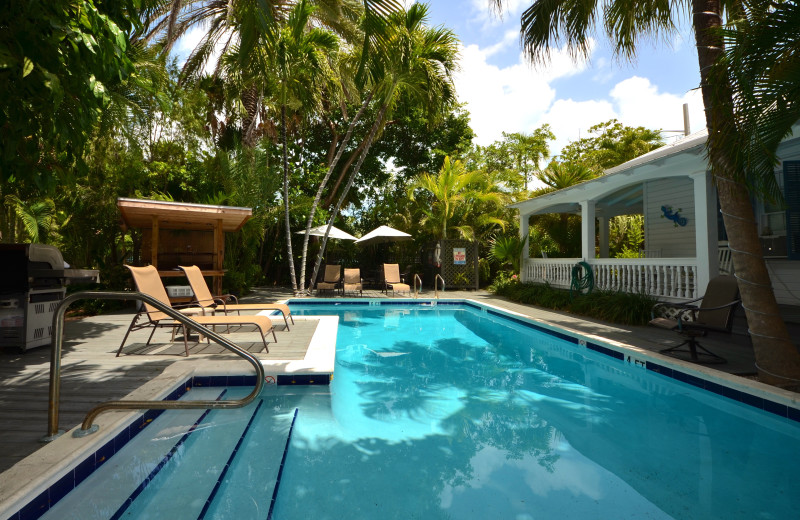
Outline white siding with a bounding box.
[644,177,696,258]
[767,259,800,305]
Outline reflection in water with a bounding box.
[276,305,800,520]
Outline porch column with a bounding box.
[598,216,609,258]
[580,200,596,260]
[519,212,530,281]
[692,171,718,294]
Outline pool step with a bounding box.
[40,387,228,520]
[196,393,297,519]
[116,390,259,519]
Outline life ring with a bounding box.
[570,261,594,298]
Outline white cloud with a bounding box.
[541,98,617,155]
[609,76,706,136]
[456,36,708,157]
[454,43,589,146]
[537,76,706,156]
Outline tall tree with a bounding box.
[494,0,800,386]
[272,1,338,293]
[481,128,555,191]
[307,3,459,291]
[559,119,664,174]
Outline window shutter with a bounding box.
[785,161,800,259]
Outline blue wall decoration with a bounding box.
[661,205,687,227]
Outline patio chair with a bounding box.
[343,268,362,296]
[649,275,741,364]
[118,265,276,357]
[316,264,342,295]
[383,263,410,296]
[179,265,294,330]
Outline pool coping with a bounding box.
[4,299,800,519]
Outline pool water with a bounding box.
[44,304,800,519]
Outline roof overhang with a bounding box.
[117,198,252,232]
[510,130,709,217]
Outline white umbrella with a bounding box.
[355,225,412,246]
[295,224,358,241]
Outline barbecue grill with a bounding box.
[0,244,67,351]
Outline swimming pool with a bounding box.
[16,301,800,519]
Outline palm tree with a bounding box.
[306,3,460,291]
[493,0,800,386]
[534,161,597,194]
[270,1,339,293]
[146,0,400,145]
[4,195,57,244]
[408,156,509,240]
[713,2,800,202]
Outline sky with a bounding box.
[174,1,708,157]
[420,0,707,155]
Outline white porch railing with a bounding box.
[522,257,698,300]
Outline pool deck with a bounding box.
[1,288,799,514]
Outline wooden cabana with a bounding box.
[117,198,252,295]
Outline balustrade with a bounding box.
[522,258,698,300]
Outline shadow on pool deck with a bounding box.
[0,286,798,476]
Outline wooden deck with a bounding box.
[0,311,312,474]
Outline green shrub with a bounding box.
[492,282,657,326]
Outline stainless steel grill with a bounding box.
[0,244,67,351]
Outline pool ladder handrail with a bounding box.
[44,291,265,441]
[434,274,445,299]
[413,274,422,298]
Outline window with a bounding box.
[756,169,787,256]
[786,161,800,260]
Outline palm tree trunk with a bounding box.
[299,92,374,293]
[309,101,390,289]
[692,0,800,386]
[241,86,261,148]
[282,104,298,294]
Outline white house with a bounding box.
[510,126,800,304]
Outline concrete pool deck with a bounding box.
[1,288,799,515]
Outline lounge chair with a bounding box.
[118,265,276,357]
[179,265,294,330]
[383,263,410,296]
[316,264,342,295]
[649,274,741,364]
[343,268,362,296]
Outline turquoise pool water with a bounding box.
[38,303,800,519]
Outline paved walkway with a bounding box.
[1,287,797,478]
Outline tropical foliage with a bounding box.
[5,0,799,385]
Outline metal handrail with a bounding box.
[44,291,265,441]
[413,274,422,298]
[434,274,445,299]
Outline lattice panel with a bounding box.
[439,240,479,289]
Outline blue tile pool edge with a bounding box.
[479,300,800,422]
[8,372,329,520]
[287,297,800,422]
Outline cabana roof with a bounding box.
[117,198,252,232]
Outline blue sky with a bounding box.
[421,0,707,154]
[175,1,708,156]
